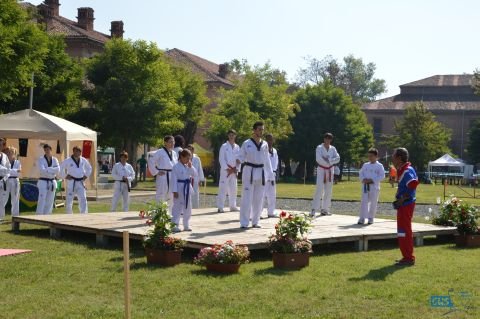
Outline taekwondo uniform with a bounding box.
[0,152,9,220]
[111,161,135,212]
[171,161,197,231]
[4,158,21,217]
[191,154,205,209]
[312,143,340,215]
[36,155,60,215]
[60,156,92,214]
[217,141,240,212]
[395,162,419,263]
[151,147,178,209]
[263,147,279,217]
[238,138,274,228]
[358,161,385,223]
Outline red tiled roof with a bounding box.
[165,48,234,87]
[362,94,480,111]
[45,15,110,44]
[400,74,473,87]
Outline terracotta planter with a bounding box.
[145,248,182,266]
[455,234,480,247]
[205,263,241,274]
[272,252,310,269]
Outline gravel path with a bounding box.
[119,194,434,217]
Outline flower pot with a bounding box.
[205,263,241,274]
[272,252,309,269]
[145,248,182,266]
[455,234,480,247]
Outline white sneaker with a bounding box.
[229,207,239,212]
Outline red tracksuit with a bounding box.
[396,162,419,262]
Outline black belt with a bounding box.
[40,177,56,192]
[156,167,172,191]
[8,176,18,179]
[71,177,85,192]
[117,180,131,192]
[244,162,265,185]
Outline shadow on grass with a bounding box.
[348,264,406,282]
[190,268,241,277]
[253,267,299,276]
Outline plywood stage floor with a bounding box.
[11,208,457,251]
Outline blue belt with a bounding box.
[363,183,370,193]
[177,178,191,209]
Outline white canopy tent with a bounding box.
[427,154,465,179]
[0,109,97,188]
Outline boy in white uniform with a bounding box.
[263,133,278,218]
[217,129,240,213]
[111,151,135,212]
[186,144,205,209]
[311,133,340,217]
[150,135,178,210]
[0,139,9,220]
[60,146,92,214]
[3,147,21,217]
[171,149,197,232]
[36,144,60,215]
[237,121,274,228]
[358,148,385,224]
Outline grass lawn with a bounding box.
[0,219,478,319]
[136,179,480,206]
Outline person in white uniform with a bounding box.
[237,121,274,228]
[262,133,279,218]
[3,147,21,217]
[173,135,185,157]
[358,148,385,225]
[217,129,240,213]
[150,135,178,210]
[311,133,340,217]
[36,144,60,215]
[60,146,92,214]
[171,149,197,232]
[111,151,135,212]
[0,139,9,220]
[186,144,205,209]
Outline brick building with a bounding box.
[362,74,480,161]
[24,0,124,58]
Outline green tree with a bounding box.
[467,119,480,164]
[286,82,373,178]
[2,35,83,116]
[84,39,187,164]
[172,64,209,145]
[205,62,296,180]
[0,0,49,102]
[296,55,386,104]
[385,102,452,170]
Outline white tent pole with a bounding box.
[29,73,34,110]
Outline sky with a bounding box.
[28,0,480,97]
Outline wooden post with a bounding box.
[203,180,207,208]
[443,179,447,201]
[123,231,131,319]
[303,161,307,185]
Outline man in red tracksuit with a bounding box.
[392,148,419,266]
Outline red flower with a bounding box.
[280,211,287,218]
[139,210,145,218]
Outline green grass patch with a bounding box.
[136,179,480,206]
[0,221,478,319]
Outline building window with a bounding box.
[373,118,383,135]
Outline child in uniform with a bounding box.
[358,148,385,225]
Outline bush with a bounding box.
[432,197,479,235]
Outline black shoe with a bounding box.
[321,211,331,216]
[395,259,415,266]
[240,226,248,229]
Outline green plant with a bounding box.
[432,197,479,235]
[269,211,313,253]
[194,241,250,265]
[141,201,185,250]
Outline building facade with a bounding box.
[362,74,480,161]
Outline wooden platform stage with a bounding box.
[11,208,457,251]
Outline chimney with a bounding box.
[110,21,124,39]
[44,0,60,16]
[218,63,229,79]
[77,7,94,31]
